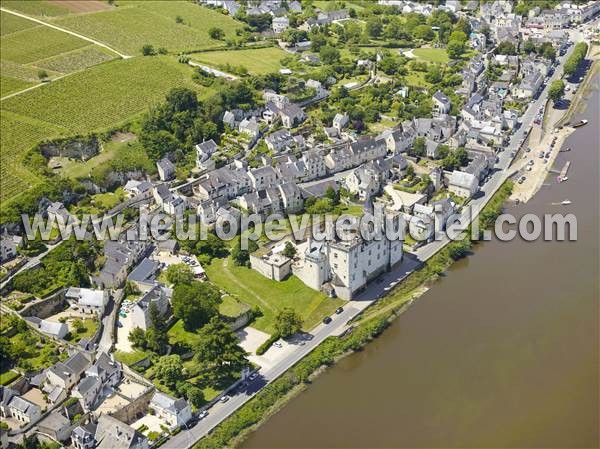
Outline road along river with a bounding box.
[241,76,599,448]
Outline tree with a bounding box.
[410,137,426,157]
[175,15,184,24]
[446,40,464,59]
[194,317,249,386]
[166,87,198,112]
[274,307,303,338]
[282,242,296,259]
[406,164,415,179]
[172,281,222,330]
[413,24,434,41]
[37,70,48,80]
[549,79,565,104]
[496,41,516,55]
[319,45,340,65]
[141,44,156,56]
[165,263,194,286]
[231,239,258,267]
[523,39,536,54]
[366,17,383,38]
[128,327,146,349]
[448,30,467,44]
[154,355,183,390]
[72,318,85,334]
[208,27,225,40]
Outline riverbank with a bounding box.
[194,181,514,449]
[511,45,599,203]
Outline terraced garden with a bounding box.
[52,1,243,55]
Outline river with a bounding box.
[241,76,599,448]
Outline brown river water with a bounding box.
[241,76,599,448]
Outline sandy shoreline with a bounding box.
[510,47,599,203]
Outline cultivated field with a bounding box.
[0,56,213,204]
[0,0,71,17]
[191,46,288,75]
[0,75,34,97]
[52,1,243,55]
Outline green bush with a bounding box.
[256,333,280,355]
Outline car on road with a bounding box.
[249,372,258,381]
[322,316,332,324]
[274,341,283,348]
[335,307,344,314]
[219,395,230,404]
[198,410,208,419]
[528,160,534,166]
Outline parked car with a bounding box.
[335,307,344,314]
[219,395,230,404]
[249,372,258,381]
[322,316,332,324]
[198,410,208,419]
[274,341,282,348]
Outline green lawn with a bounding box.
[167,319,203,348]
[114,349,150,366]
[57,136,153,180]
[65,318,99,343]
[1,56,213,206]
[412,47,449,64]
[219,295,250,318]
[0,369,19,385]
[204,256,344,334]
[404,70,431,88]
[53,1,243,55]
[191,46,288,75]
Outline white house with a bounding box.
[149,392,192,431]
[66,287,109,316]
[448,170,479,198]
[272,16,289,33]
[25,317,68,340]
[8,396,41,424]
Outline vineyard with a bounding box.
[34,45,115,74]
[191,46,288,75]
[0,0,71,17]
[53,1,243,55]
[0,110,64,202]
[0,76,33,97]
[0,56,214,204]
[0,10,37,35]
[1,24,89,64]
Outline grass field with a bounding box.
[412,47,450,64]
[204,256,344,334]
[0,56,214,205]
[0,0,71,17]
[191,47,288,75]
[53,1,243,55]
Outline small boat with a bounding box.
[561,199,572,205]
[560,147,571,152]
[572,119,588,128]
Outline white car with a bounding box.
[219,395,230,404]
[199,410,208,419]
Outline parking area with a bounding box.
[237,326,311,371]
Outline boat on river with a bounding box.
[572,119,588,128]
